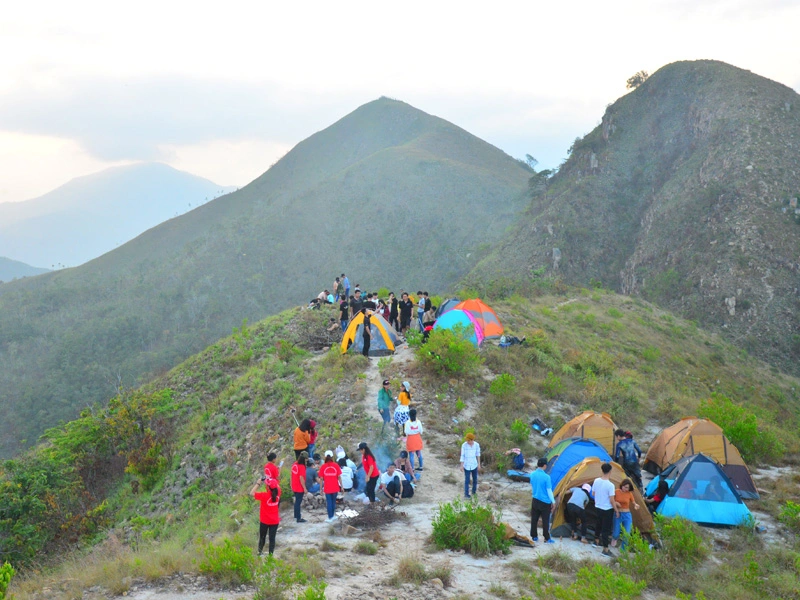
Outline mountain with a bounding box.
[0,162,235,268]
[0,256,49,281]
[465,60,800,373]
[0,97,532,457]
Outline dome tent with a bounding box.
[340,311,396,356]
[548,411,618,455]
[644,417,758,499]
[453,298,504,338]
[433,308,485,347]
[435,298,461,318]
[545,437,612,491]
[645,453,752,527]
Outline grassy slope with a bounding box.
[466,60,800,376]
[0,97,531,457]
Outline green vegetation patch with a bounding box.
[430,499,510,556]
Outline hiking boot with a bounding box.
[602,548,614,557]
[416,466,424,471]
[297,518,307,523]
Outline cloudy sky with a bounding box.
[1,0,799,203]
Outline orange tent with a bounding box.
[548,411,618,454]
[643,417,758,499]
[454,299,504,338]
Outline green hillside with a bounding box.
[0,97,531,457]
[3,288,799,598]
[465,60,800,375]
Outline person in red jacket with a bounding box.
[263,452,282,483]
[290,451,309,523]
[358,442,381,503]
[251,477,281,555]
[319,450,343,522]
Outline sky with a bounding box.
[1,0,799,203]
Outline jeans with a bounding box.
[596,507,614,548]
[366,476,379,502]
[417,310,424,331]
[378,407,390,423]
[340,319,348,332]
[623,462,643,490]
[293,491,304,521]
[613,511,633,548]
[409,450,423,470]
[307,444,316,458]
[258,522,278,555]
[325,492,338,519]
[530,498,552,541]
[565,503,587,538]
[308,482,320,494]
[464,468,478,497]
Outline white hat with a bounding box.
[402,381,410,391]
[324,450,334,458]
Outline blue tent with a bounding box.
[545,437,612,490]
[646,454,752,527]
[433,308,484,347]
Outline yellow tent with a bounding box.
[643,417,758,499]
[548,411,618,454]
[551,457,655,538]
[340,311,397,356]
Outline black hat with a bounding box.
[357,442,368,450]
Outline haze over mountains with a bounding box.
[0,98,532,456]
[0,162,235,268]
[0,256,49,282]
[466,60,800,374]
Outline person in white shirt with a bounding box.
[459,433,481,499]
[337,457,354,491]
[379,464,405,504]
[591,462,617,556]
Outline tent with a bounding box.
[435,298,461,318]
[548,411,618,455]
[545,437,612,490]
[454,299,504,338]
[643,417,758,499]
[433,308,485,347]
[645,454,752,527]
[551,457,655,538]
[340,312,397,356]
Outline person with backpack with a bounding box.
[404,408,424,471]
[614,429,643,490]
[251,476,281,555]
[529,457,556,544]
[319,451,343,522]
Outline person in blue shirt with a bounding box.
[614,429,643,490]
[529,457,556,543]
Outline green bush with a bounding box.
[607,307,624,318]
[416,327,483,377]
[199,536,256,585]
[618,530,672,589]
[489,373,516,398]
[253,555,326,600]
[697,393,785,463]
[541,371,564,398]
[551,564,645,599]
[779,500,800,532]
[431,499,511,556]
[657,515,709,567]
[510,419,530,444]
[641,346,661,362]
[0,562,15,600]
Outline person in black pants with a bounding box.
[251,478,281,555]
[359,442,380,503]
[591,462,617,557]
[362,313,373,357]
[565,483,592,543]
[290,451,309,523]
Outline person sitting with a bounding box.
[646,479,670,513]
[379,463,413,504]
[703,476,725,502]
[306,457,321,495]
[395,450,418,482]
[338,457,355,492]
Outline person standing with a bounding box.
[394,381,411,434]
[293,419,311,460]
[339,295,350,332]
[342,273,350,300]
[416,291,425,331]
[358,442,381,503]
[614,429,643,490]
[388,292,399,332]
[591,462,617,557]
[290,451,309,523]
[399,292,414,334]
[307,420,318,458]
[319,451,343,523]
[565,483,592,543]
[612,478,640,549]
[404,408,424,471]
[350,289,363,318]
[263,452,282,483]
[377,379,392,434]
[460,433,481,499]
[335,277,345,300]
[529,457,556,543]
[362,312,373,357]
[251,477,281,556]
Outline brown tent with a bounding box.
[643,417,758,499]
[548,411,618,454]
[551,457,655,538]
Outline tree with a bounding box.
[524,154,538,170]
[626,70,649,89]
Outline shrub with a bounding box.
[392,555,452,587]
[0,562,14,600]
[697,393,784,463]
[657,515,708,567]
[779,500,800,532]
[607,307,624,318]
[552,564,645,599]
[354,541,378,555]
[541,371,564,398]
[416,328,483,377]
[199,536,255,585]
[253,555,326,600]
[430,499,511,556]
[489,373,516,398]
[510,419,530,444]
[641,346,661,362]
[618,530,672,589]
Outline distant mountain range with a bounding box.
[465,60,800,374]
[0,98,532,456]
[0,256,49,282]
[0,162,235,268]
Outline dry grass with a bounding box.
[387,554,452,587]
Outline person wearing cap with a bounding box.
[377,380,392,434]
[394,381,412,434]
[460,433,481,499]
[251,475,281,555]
[529,457,556,544]
[320,451,343,522]
[565,483,593,543]
[358,442,381,502]
[291,451,309,523]
[394,450,417,482]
